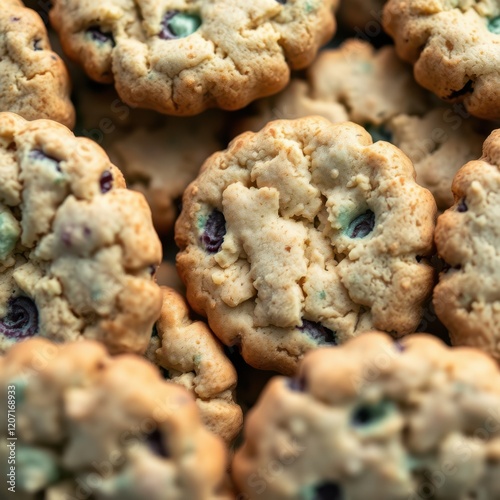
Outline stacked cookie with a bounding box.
[1,1,500,499]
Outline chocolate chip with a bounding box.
[0,296,39,340]
[299,320,337,345]
[29,149,62,172]
[351,400,393,427]
[145,428,169,458]
[99,170,113,193]
[365,124,392,143]
[86,26,115,47]
[287,376,307,392]
[311,482,343,500]
[201,210,226,253]
[159,11,201,40]
[457,199,468,212]
[346,210,375,238]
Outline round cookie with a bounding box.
[108,111,225,234]
[0,338,229,499]
[233,332,500,499]
[383,0,500,120]
[175,117,436,375]
[146,287,243,444]
[0,112,162,354]
[0,0,75,128]
[434,129,500,361]
[238,40,487,211]
[50,0,337,116]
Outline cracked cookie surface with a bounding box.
[0,338,229,499]
[383,0,500,120]
[175,117,436,375]
[0,112,162,355]
[237,40,487,211]
[50,0,337,116]
[233,332,500,500]
[0,0,75,128]
[146,287,243,444]
[434,129,500,361]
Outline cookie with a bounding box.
[175,117,436,375]
[434,129,500,361]
[383,0,500,120]
[50,0,337,116]
[233,332,500,500]
[108,111,225,234]
[0,338,229,499]
[0,112,162,355]
[238,40,487,211]
[146,287,243,444]
[390,108,485,210]
[0,0,75,128]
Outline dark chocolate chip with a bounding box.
[365,124,392,143]
[346,210,375,239]
[86,26,115,47]
[287,376,307,392]
[201,210,226,253]
[351,400,393,427]
[99,170,113,193]
[0,296,39,340]
[311,482,343,500]
[457,199,468,212]
[299,320,337,345]
[145,428,169,458]
[29,149,62,172]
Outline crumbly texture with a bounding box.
[389,108,485,210]
[434,129,500,361]
[175,117,436,375]
[237,40,487,211]
[0,0,75,128]
[308,39,430,125]
[0,112,162,354]
[145,287,243,444]
[234,79,348,137]
[108,112,224,234]
[233,332,500,499]
[0,338,229,499]
[50,0,337,116]
[383,0,500,120]
[338,0,386,29]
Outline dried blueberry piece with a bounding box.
[351,400,393,427]
[33,39,43,51]
[201,210,226,253]
[310,482,343,500]
[299,320,337,345]
[145,428,169,458]
[86,26,115,46]
[394,340,405,352]
[0,297,39,340]
[99,170,113,193]
[29,149,62,172]
[488,16,500,35]
[457,199,468,212]
[160,10,201,40]
[346,210,375,238]
[365,124,392,143]
[287,376,307,392]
